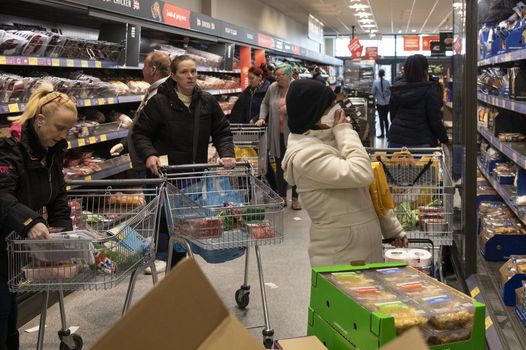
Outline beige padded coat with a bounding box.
[282,123,405,267]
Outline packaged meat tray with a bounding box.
[246,220,275,239]
[23,262,82,281]
[179,217,223,239]
[29,230,97,264]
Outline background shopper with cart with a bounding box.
[132,54,236,268]
[0,84,77,350]
[282,79,407,267]
[256,64,301,210]
[388,54,448,148]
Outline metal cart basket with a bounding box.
[230,124,268,176]
[370,148,455,281]
[162,163,284,348]
[7,179,163,350]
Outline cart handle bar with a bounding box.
[160,161,251,173]
[367,147,442,153]
[66,178,164,187]
[382,238,435,251]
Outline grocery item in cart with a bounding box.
[29,231,97,264]
[246,220,275,239]
[179,217,223,239]
[374,301,428,334]
[107,192,145,207]
[23,262,82,281]
[107,223,152,254]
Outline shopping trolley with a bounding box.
[7,178,163,350]
[162,163,284,348]
[370,147,455,281]
[230,124,268,176]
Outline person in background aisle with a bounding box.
[256,63,302,210]
[371,69,391,138]
[308,65,327,85]
[281,79,407,267]
[109,51,171,275]
[229,66,271,124]
[133,54,235,269]
[264,63,276,83]
[388,54,448,148]
[109,51,171,173]
[0,83,77,350]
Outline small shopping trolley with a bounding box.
[370,147,455,280]
[7,178,163,350]
[230,124,268,176]
[162,163,284,348]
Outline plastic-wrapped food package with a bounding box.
[12,30,51,56]
[0,30,28,55]
[329,271,376,288]
[179,217,223,239]
[0,73,26,102]
[187,47,224,68]
[127,80,150,95]
[151,43,186,58]
[373,301,429,334]
[246,221,275,239]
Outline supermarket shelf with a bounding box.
[478,48,526,67]
[205,88,242,95]
[478,126,526,170]
[0,55,130,69]
[67,126,128,149]
[478,93,526,114]
[197,67,240,73]
[66,155,131,182]
[0,95,143,114]
[477,158,526,224]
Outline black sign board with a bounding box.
[440,32,453,51]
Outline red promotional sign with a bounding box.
[404,36,421,51]
[162,3,191,29]
[348,37,363,59]
[453,36,462,55]
[365,47,378,60]
[254,49,266,69]
[240,47,252,90]
[422,35,439,51]
[258,34,274,49]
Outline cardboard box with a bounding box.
[275,335,327,350]
[91,258,264,350]
[379,327,429,350]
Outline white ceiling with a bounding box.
[261,0,454,36]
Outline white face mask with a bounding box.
[319,104,341,128]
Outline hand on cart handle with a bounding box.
[146,155,162,176]
[390,235,409,248]
[27,223,51,240]
[255,119,266,127]
[219,157,236,169]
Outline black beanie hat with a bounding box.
[286,79,336,134]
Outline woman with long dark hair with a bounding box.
[387,54,448,147]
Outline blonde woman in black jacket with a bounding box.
[0,83,77,350]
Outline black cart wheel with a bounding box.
[235,288,250,309]
[263,337,274,349]
[59,334,83,350]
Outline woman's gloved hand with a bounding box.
[391,234,409,248]
[110,143,124,156]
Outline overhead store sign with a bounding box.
[422,35,439,51]
[404,36,420,51]
[348,38,363,59]
[365,47,378,60]
[308,14,324,44]
[87,0,341,65]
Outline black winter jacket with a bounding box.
[0,120,72,277]
[388,80,448,147]
[133,78,234,169]
[229,80,270,124]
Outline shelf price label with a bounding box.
[89,136,96,144]
[28,57,38,65]
[100,135,107,142]
[98,98,105,105]
[470,287,480,298]
[81,60,88,68]
[51,58,60,67]
[485,316,493,330]
[78,139,85,147]
[84,99,92,107]
[108,98,115,104]
[67,141,72,149]
[0,56,5,65]
[84,175,92,181]
[95,61,102,68]
[8,103,20,113]
[66,59,74,67]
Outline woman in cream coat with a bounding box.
[282,79,407,267]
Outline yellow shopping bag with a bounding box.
[369,162,395,218]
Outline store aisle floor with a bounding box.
[19,206,312,349]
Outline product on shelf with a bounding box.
[500,256,526,306]
[197,74,240,90]
[498,132,526,142]
[63,150,105,179]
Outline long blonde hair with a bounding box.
[8,83,77,125]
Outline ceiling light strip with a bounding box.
[390,0,394,34]
[419,0,441,34]
[405,0,417,33]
